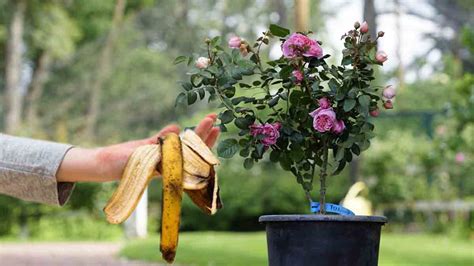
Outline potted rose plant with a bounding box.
[175,22,395,266]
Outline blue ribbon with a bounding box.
[310,202,355,216]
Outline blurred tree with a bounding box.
[363,0,377,39]
[294,0,309,32]
[4,0,26,134]
[84,0,126,140]
[25,2,81,132]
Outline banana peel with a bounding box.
[103,129,223,263]
[185,168,222,215]
[160,133,183,263]
[104,144,161,224]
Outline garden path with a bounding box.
[0,242,163,266]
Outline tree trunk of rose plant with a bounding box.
[84,0,126,140]
[26,51,52,131]
[294,0,310,32]
[4,0,26,134]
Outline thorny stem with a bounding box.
[319,141,329,214]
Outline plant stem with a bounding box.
[319,141,329,214]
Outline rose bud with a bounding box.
[228,36,241,49]
[376,51,388,63]
[292,70,304,84]
[369,108,380,117]
[360,21,369,33]
[382,85,396,99]
[239,43,249,56]
[383,100,393,109]
[195,57,210,69]
[354,21,360,29]
[377,31,385,37]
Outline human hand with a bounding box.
[56,114,220,182]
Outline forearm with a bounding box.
[56,147,104,182]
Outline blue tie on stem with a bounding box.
[310,202,355,216]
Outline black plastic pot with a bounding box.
[259,215,387,266]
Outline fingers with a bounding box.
[194,114,217,140]
[205,127,220,148]
[158,124,181,137]
[145,124,181,144]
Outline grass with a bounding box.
[120,231,474,266]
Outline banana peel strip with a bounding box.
[104,144,161,224]
[160,133,183,263]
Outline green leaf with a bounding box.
[289,147,305,162]
[174,56,187,65]
[279,65,293,79]
[343,99,356,111]
[268,96,279,107]
[239,148,250,157]
[328,79,339,92]
[191,75,203,87]
[187,91,197,105]
[198,88,205,99]
[351,144,361,155]
[217,139,239,158]
[358,95,371,107]
[269,149,280,162]
[181,82,193,91]
[235,116,254,129]
[210,36,221,46]
[269,24,290,37]
[335,147,345,161]
[219,110,234,124]
[175,92,187,107]
[243,158,254,169]
[341,56,352,65]
[332,160,346,175]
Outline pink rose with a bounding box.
[455,152,465,164]
[332,119,346,134]
[309,107,336,133]
[383,85,396,99]
[250,122,281,146]
[369,108,380,117]
[292,70,304,84]
[318,97,331,109]
[195,57,210,69]
[376,51,388,63]
[282,33,323,59]
[360,21,369,33]
[228,36,242,49]
[383,100,393,109]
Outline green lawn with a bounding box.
[121,231,474,266]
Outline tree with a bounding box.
[4,0,26,134]
[84,0,127,140]
[25,2,81,131]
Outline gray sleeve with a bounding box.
[0,134,75,206]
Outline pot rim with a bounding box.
[259,214,387,224]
